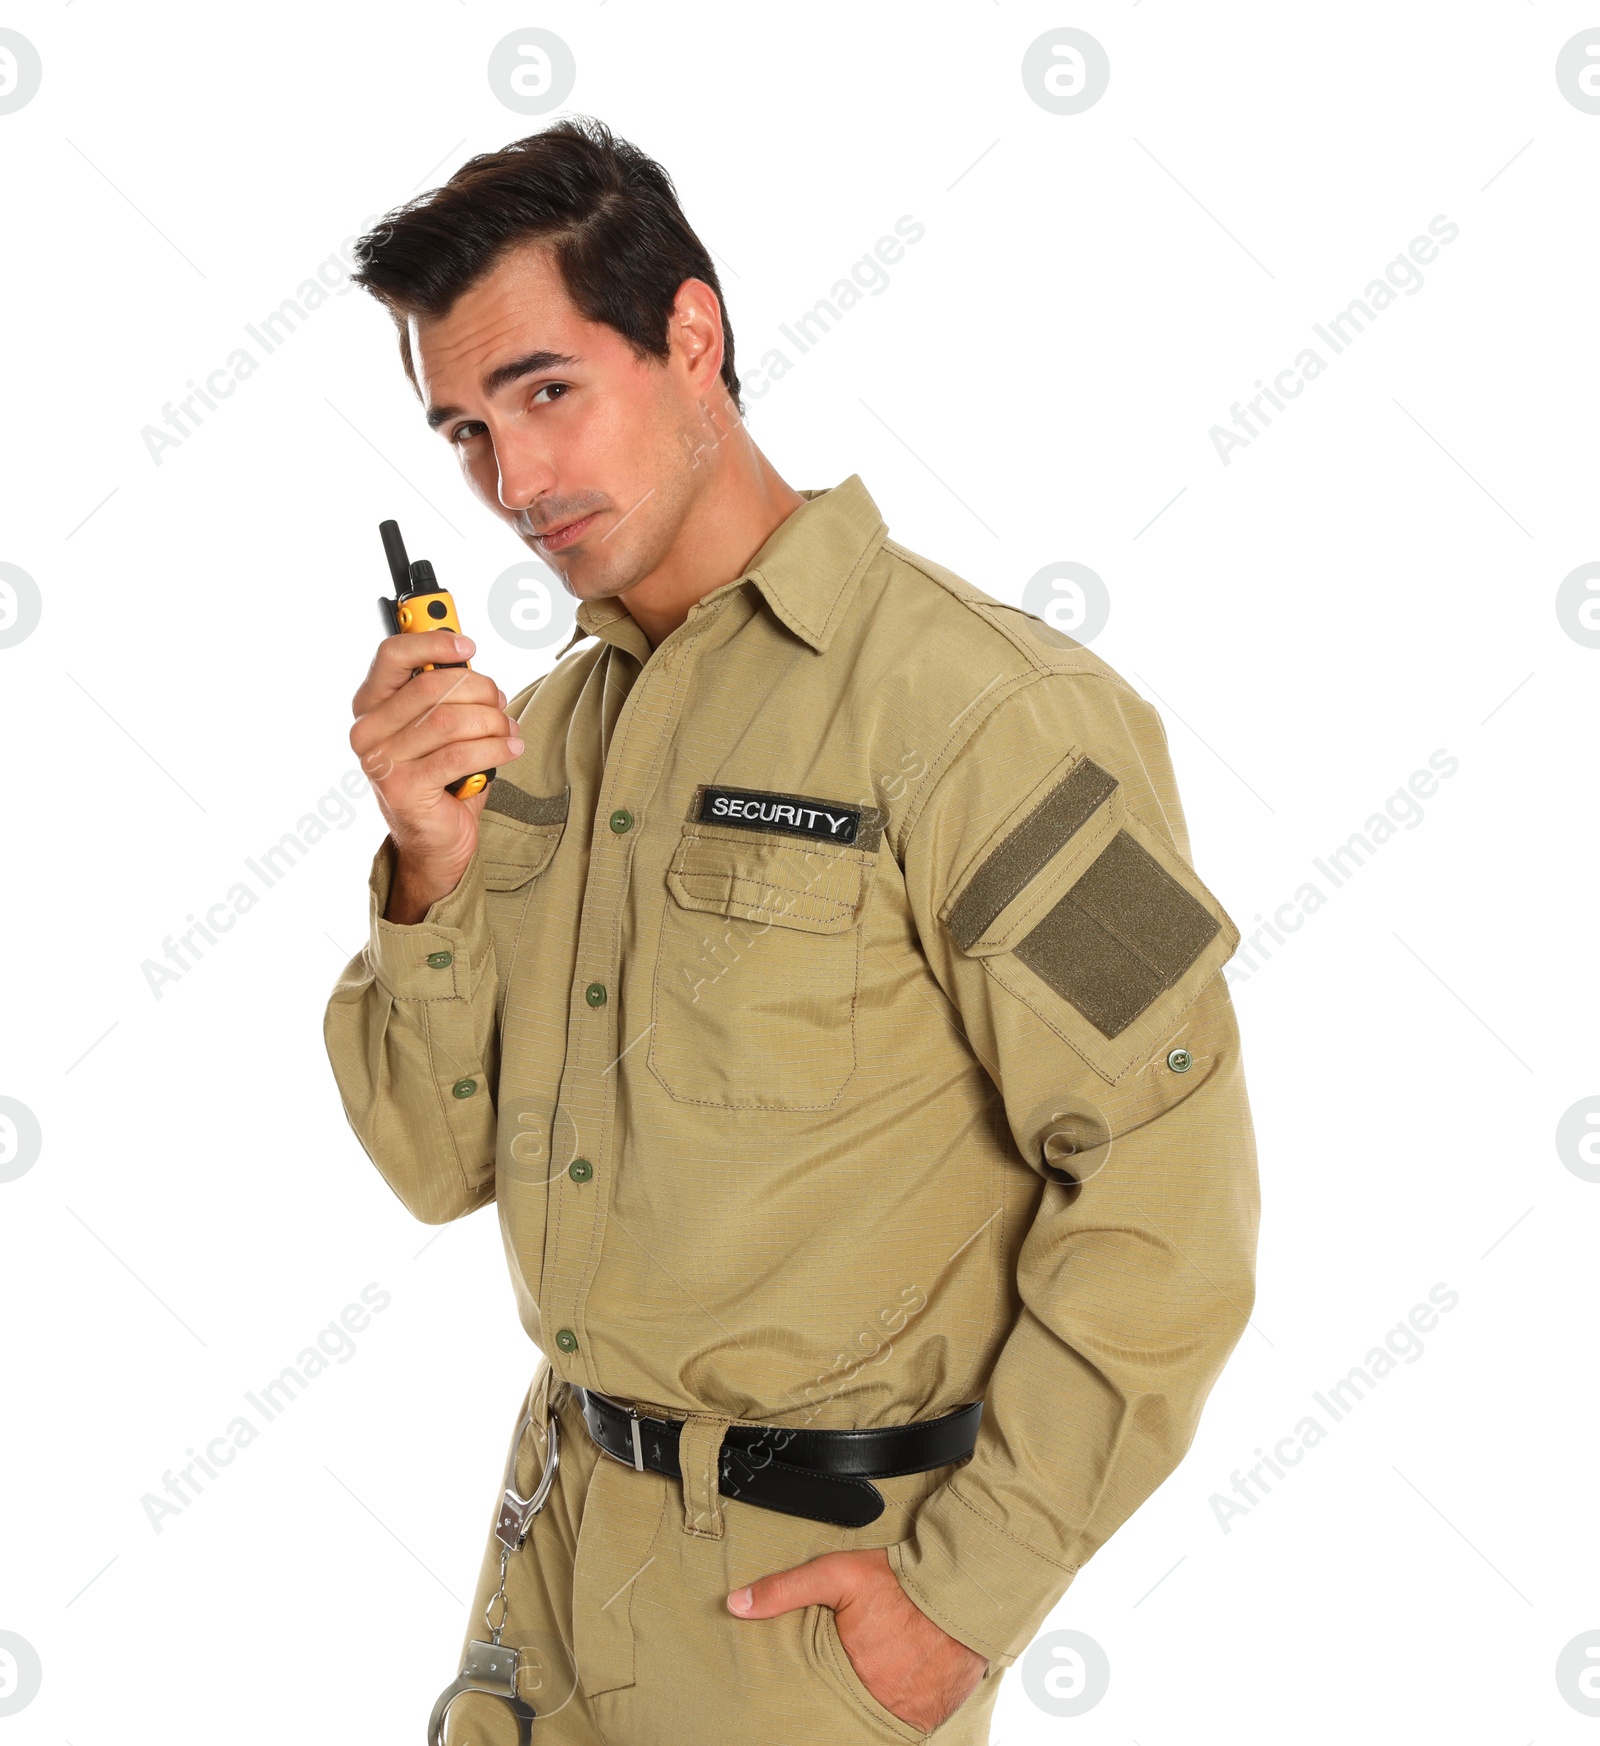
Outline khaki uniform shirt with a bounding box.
[324,473,1260,1668]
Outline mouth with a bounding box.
[533,510,601,553]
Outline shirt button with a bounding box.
[584,982,607,1008]
[568,1158,593,1182]
[1166,1048,1193,1074]
[426,951,453,969]
[452,1078,477,1099]
[608,808,634,834]
[555,1328,579,1353]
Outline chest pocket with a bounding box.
[649,825,874,1111]
[476,780,568,892]
[475,780,568,983]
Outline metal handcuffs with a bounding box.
[426,1391,561,1744]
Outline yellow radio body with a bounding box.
[378,520,492,800]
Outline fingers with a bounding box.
[352,631,477,715]
[366,728,522,811]
[380,703,522,771]
[351,663,504,757]
[413,735,522,796]
[728,1552,854,1618]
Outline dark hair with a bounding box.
[352,115,741,413]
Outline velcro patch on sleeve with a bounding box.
[1013,828,1221,1038]
[946,757,1118,950]
[940,748,1240,1081]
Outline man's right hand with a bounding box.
[349,629,524,925]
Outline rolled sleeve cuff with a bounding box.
[890,1481,1078,1670]
[365,838,492,1002]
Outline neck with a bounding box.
[619,443,807,648]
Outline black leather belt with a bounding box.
[574,1388,981,1528]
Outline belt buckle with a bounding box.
[590,1391,647,1472]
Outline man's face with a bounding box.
[411,242,723,603]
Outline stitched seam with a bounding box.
[897,670,1145,862]
[889,1556,1010,1664]
[940,1482,1078,1572]
[894,671,1043,859]
[820,1607,922,1738]
[678,820,878,866]
[647,895,864,1110]
[671,878,857,922]
[420,1002,474,1208]
[674,872,857,908]
[817,517,889,644]
[978,956,1143,1086]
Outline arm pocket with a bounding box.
[941,748,1240,1084]
[649,826,873,1110]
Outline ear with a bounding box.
[669,276,727,396]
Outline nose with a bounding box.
[495,429,554,519]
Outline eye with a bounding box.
[531,381,570,406]
[449,421,487,446]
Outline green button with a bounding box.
[608,808,634,834]
[568,1158,593,1183]
[584,982,607,1008]
[452,1078,477,1099]
[426,950,453,969]
[1166,1048,1193,1074]
[555,1328,578,1353]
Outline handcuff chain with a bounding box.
[485,1544,513,1644]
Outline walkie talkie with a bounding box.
[377,518,494,800]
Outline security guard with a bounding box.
[325,118,1259,1745]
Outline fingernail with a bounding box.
[728,1587,753,1614]
[508,737,524,756]
[454,636,472,655]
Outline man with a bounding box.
[325,116,1259,1744]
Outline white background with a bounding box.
[1,3,1596,1741]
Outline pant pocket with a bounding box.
[569,1454,670,1699]
[806,1592,932,1743]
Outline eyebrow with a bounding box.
[424,349,583,429]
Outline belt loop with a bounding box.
[677,1413,732,1538]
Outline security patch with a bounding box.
[692,784,873,848]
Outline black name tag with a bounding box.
[695,785,862,845]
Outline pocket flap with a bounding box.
[665,830,868,935]
[477,781,568,891]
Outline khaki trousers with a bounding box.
[443,1365,1006,1745]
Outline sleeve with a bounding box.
[890,671,1260,1668]
[322,835,501,1225]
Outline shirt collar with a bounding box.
[571,472,887,657]
[739,472,887,651]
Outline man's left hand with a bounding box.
[727,1547,988,1733]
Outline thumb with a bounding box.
[727,1551,850,1620]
